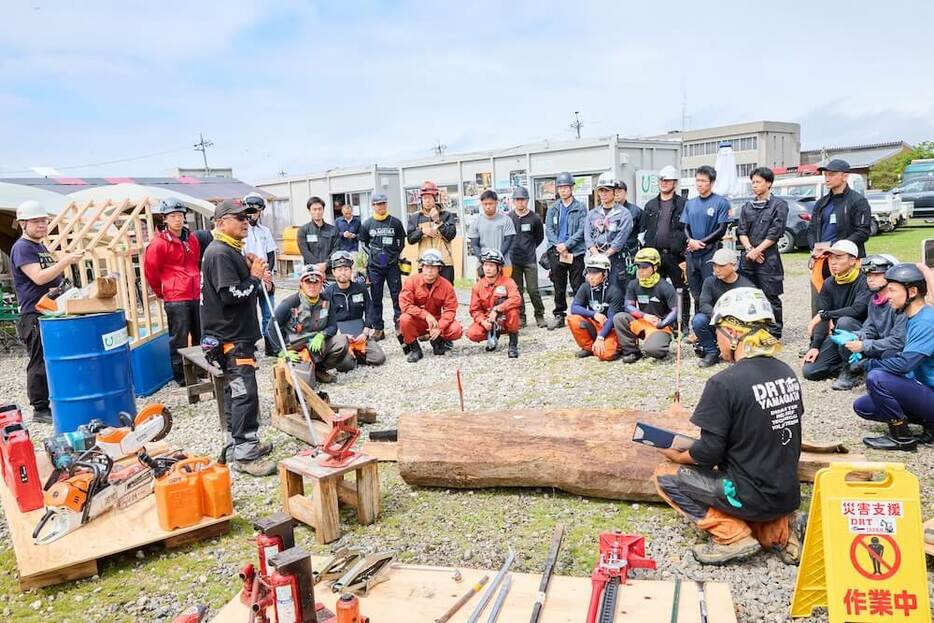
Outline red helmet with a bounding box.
[419,180,440,197]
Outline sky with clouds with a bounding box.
[2,1,933,183]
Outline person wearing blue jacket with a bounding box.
[544,172,587,329]
[830,255,906,390]
[855,264,934,451]
[585,171,633,293]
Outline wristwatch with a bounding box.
[819,310,831,321]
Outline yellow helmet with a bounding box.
[633,247,661,268]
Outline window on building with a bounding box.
[736,163,757,177]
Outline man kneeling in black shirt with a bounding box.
[651,287,804,565]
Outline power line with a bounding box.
[193,133,214,175]
[0,145,193,175]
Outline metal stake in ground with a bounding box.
[455,367,465,412]
[529,523,565,623]
[259,283,319,447]
[667,288,689,418]
[466,547,515,623]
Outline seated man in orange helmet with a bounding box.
[613,247,678,363]
[466,248,521,358]
[398,249,463,363]
[567,253,624,361]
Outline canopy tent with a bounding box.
[68,183,215,217]
[0,182,77,255]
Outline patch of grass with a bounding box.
[866,220,933,262]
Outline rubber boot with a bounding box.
[485,329,499,352]
[698,352,720,368]
[622,352,642,364]
[691,535,761,565]
[406,341,423,363]
[431,339,448,356]
[863,420,918,451]
[507,333,518,359]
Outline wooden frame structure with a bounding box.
[44,196,166,347]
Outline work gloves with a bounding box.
[830,329,858,346]
[308,333,325,354]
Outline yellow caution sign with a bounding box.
[791,462,931,622]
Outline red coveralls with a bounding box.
[466,273,521,342]
[398,273,463,344]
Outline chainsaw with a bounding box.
[43,404,173,488]
[32,448,184,545]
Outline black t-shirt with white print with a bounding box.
[688,356,803,521]
[200,240,260,344]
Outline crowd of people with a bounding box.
[8,159,934,560]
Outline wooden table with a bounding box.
[211,560,737,622]
[179,345,227,432]
[279,452,380,544]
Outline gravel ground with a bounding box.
[0,253,931,622]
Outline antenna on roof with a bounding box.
[432,140,447,158]
[570,112,583,139]
[193,133,214,175]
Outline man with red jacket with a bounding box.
[398,249,463,363]
[466,248,521,358]
[144,198,201,385]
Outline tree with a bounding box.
[869,141,934,190]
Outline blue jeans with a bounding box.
[686,248,715,315]
[367,261,402,331]
[691,312,717,355]
[853,369,934,425]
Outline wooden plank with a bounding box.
[271,410,330,447]
[331,404,378,424]
[355,462,380,525]
[280,452,375,481]
[286,494,318,530]
[18,560,98,591]
[279,463,304,511]
[163,520,230,549]
[361,441,398,462]
[311,477,339,543]
[924,518,934,557]
[336,479,358,510]
[211,565,737,623]
[797,451,870,483]
[0,447,235,590]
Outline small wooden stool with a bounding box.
[278,452,380,544]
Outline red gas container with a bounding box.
[1,424,43,512]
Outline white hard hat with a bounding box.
[658,166,679,181]
[584,253,612,272]
[16,200,49,223]
[596,170,618,190]
[710,287,775,326]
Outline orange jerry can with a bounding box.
[200,462,233,518]
[155,457,205,531]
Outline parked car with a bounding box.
[894,179,934,220]
[865,191,907,234]
[727,196,812,254]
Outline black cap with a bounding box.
[818,159,851,173]
[214,199,256,219]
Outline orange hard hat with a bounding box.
[419,180,440,197]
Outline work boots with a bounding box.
[778,512,806,565]
[485,330,499,352]
[370,329,385,341]
[406,341,423,363]
[535,315,547,329]
[315,369,335,384]
[431,339,451,356]
[691,535,761,565]
[915,424,934,444]
[831,367,861,391]
[698,352,720,368]
[508,333,519,359]
[546,315,565,331]
[622,352,642,364]
[863,420,918,451]
[232,459,277,477]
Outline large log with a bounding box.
[397,408,698,501]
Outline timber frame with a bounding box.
[44,196,166,347]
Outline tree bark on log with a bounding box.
[397,409,698,501]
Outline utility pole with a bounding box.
[570,112,583,139]
[681,88,689,132]
[193,133,214,175]
[432,140,447,158]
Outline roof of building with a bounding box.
[0,176,272,203]
[648,121,801,142]
[799,141,913,168]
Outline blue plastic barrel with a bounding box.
[40,311,137,434]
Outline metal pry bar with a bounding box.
[466,547,515,623]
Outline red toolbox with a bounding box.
[0,404,43,512]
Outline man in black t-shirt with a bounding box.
[9,200,85,423]
[613,248,678,363]
[692,248,754,368]
[200,199,274,477]
[651,287,804,566]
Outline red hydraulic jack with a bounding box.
[299,411,360,468]
[586,531,656,623]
